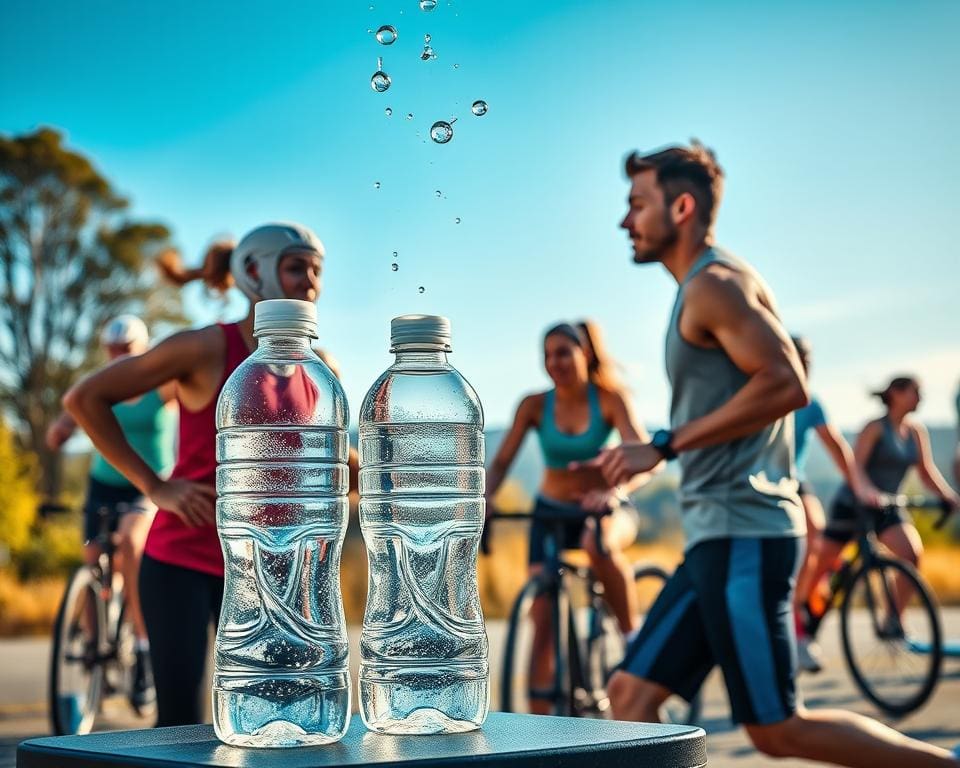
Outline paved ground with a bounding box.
[3,611,959,767]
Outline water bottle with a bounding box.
[213,299,350,747]
[358,315,488,734]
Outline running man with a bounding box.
[47,315,177,710]
[583,143,956,766]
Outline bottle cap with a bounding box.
[390,314,452,352]
[253,299,318,338]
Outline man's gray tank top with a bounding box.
[666,246,804,551]
[835,417,918,505]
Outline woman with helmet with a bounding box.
[64,222,345,727]
[47,314,177,711]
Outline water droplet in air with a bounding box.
[418,286,426,294]
[425,33,432,43]
[430,120,454,144]
[374,181,381,189]
[471,100,488,116]
[406,113,414,120]
[455,217,461,224]
[368,4,374,10]
[435,190,442,197]
[371,58,391,92]
[393,251,398,257]
[391,263,399,271]
[420,0,437,11]
[385,107,393,117]
[375,25,397,45]
[453,63,459,69]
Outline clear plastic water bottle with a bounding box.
[213,299,351,747]
[358,315,488,734]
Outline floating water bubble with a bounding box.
[406,113,414,120]
[420,0,437,11]
[375,25,397,45]
[371,57,391,92]
[393,251,398,257]
[453,63,459,69]
[385,107,393,116]
[471,100,488,116]
[435,190,442,198]
[391,263,399,271]
[420,34,436,60]
[418,286,426,293]
[455,217,461,224]
[374,181,381,189]
[430,118,456,144]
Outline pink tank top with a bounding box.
[144,323,250,576]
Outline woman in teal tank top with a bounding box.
[47,315,177,710]
[485,321,656,713]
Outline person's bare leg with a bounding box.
[804,536,846,621]
[795,493,825,607]
[878,522,924,615]
[744,708,956,767]
[583,517,636,633]
[607,670,672,723]
[117,513,153,641]
[526,565,554,715]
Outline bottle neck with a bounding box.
[392,348,449,367]
[255,333,313,357]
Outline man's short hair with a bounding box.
[625,141,724,230]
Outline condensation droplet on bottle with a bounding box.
[420,0,437,11]
[430,119,455,144]
[371,58,391,92]
[471,100,488,116]
[375,25,398,45]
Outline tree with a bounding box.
[0,417,38,558]
[0,127,185,499]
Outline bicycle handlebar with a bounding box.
[870,494,955,531]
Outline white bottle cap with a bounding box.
[253,299,318,338]
[390,314,452,352]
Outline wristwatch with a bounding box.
[651,429,678,461]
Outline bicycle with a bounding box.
[487,508,700,724]
[48,504,148,735]
[802,494,954,716]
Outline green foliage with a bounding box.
[0,127,187,497]
[15,513,83,580]
[0,418,38,557]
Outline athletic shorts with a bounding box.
[822,498,910,544]
[83,476,154,543]
[528,495,639,565]
[618,536,802,725]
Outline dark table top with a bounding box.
[18,713,706,768]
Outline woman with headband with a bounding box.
[485,321,654,713]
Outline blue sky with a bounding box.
[3,0,959,431]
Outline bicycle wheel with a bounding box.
[840,554,943,716]
[49,567,106,735]
[501,574,571,715]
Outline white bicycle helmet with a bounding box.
[229,222,325,301]
[100,314,149,348]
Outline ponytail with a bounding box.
[156,241,235,294]
[577,319,627,394]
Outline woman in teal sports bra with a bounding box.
[485,321,655,712]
